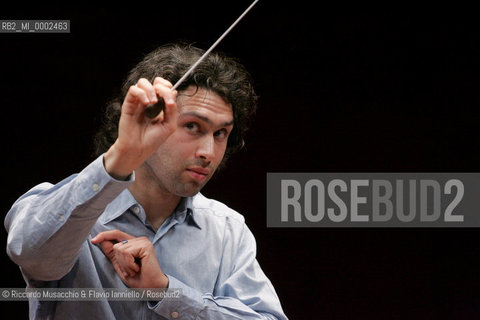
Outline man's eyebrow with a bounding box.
[181,111,234,127]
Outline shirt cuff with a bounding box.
[147,275,204,319]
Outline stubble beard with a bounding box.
[144,157,213,198]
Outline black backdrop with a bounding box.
[1,3,480,319]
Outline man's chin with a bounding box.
[173,181,205,198]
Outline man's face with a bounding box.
[143,85,234,197]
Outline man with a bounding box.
[5,43,288,319]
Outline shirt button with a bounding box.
[133,206,140,214]
[171,311,179,319]
[58,213,65,221]
[92,183,100,191]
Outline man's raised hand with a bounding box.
[103,77,178,180]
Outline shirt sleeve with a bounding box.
[4,154,133,281]
[147,223,288,320]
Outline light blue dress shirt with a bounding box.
[5,155,287,320]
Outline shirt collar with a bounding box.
[172,196,202,229]
[99,189,201,229]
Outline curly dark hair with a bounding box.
[94,42,258,162]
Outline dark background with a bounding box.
[1,2,480,319]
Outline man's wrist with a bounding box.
[103,144,136,180]
[159,273,169,288]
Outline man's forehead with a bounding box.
[177,87,233,124]
[180,110,234,127]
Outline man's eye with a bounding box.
[214,129,228,139]
[185,123,199,131]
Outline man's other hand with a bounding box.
[91,229,169,288]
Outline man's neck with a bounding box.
[128,168,181,230]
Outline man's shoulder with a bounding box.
[191,193,245,226]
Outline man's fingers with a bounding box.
[98,241,114,260]
[136,77,174,107]
[153,84,177,124]
[113,242,141,277]
[137,78,158,104]
[93,232,162,287]
[124,77,176,121]
[94,234,142,278]
[163,90,178,123]
[154,83,176,106]
[112,260,129,280]
[153,77,173,88]
[91,229,135,244]
[124,85,151,107]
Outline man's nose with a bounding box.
[196,135,215,161]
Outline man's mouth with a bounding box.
[186,167,210,181]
